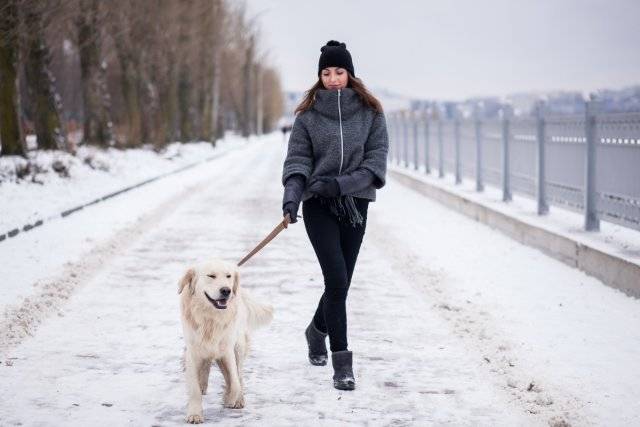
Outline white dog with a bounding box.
[178,258,273,424]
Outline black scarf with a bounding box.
[317,194,364,227]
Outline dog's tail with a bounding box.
[241,288,273,330]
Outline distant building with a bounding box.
[284,84,640,123]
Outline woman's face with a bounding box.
[321,67,348,90]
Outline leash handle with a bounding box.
[237,215,292,267]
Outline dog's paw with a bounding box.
[186,413,204,424]
[223,393,245,409]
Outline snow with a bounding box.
[371,174,640,426]
[0,135,251,333]
[1,133,639,426]
[392,162,640,263]
[0,134,246,233]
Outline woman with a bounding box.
[281,40,389,391]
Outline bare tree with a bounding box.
[194,0,224,142]
[261,66,284,132]
[2,0,283,156]
[0,0,26,156]
[108,0,145,147]
[76,0,113,146]
[241,33,255,137]
[22,0,69,151]
[255,62,263,135]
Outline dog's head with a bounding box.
[178,259,240,310]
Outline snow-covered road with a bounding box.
[1,133,639,426]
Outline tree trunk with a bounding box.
[154,59,178,147]
[211,46,222,143]
[241,35,254,138]
[177,66,192,142]
[138,75,155,145]
[0,0,26,157]
[76,0,113,146]
[255,63,263,136]
[111,22,142,148]
[175,1,193,143]
[23,2,68,151]
[199,84,212,142]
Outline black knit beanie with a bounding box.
[318,40,355,78]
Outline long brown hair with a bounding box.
[294,72,383,115]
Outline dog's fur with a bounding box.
[178,259,273,424]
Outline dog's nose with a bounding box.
[220,287,231,298]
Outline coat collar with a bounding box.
[312,88,363,120]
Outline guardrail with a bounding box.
[387,98,640,232]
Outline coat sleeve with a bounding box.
[282,116,314,185]
[359,111,389,189]
[282,174,306,207]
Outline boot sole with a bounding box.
[333,380,356,391]
[309,356,328,366]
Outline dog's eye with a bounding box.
[226,274,231,278]
[207,274,216,279]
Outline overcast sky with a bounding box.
[244,0,640,101]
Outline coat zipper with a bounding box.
[337,89,344,175]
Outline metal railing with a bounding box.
[387,98,640,232]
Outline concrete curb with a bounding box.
[389,169,640,299]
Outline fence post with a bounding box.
[397,113,402,165]
[412,111,419,170]
[388,113,394,163]
[535,100,549,215]
[454,107,462,185]
[396,113,403,165]
[438,110,444,178]
[394,113,400,165]
[501,104,513,202]
[424,109,431,174]
[393,112,400,165]
[402,111,409,167]
[474,104,484,192]
[584,94,600,231]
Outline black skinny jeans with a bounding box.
[302,196,369,352]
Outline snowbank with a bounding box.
[0,135,246,233]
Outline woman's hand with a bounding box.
[283,201,300,225]
[308,176,340,198]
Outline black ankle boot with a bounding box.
[331,350,355,390]
[305,321,328,366]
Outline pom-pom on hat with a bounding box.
[318,40,355,77]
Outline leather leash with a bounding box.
[237,213,293,267]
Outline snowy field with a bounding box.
[1,133,639,426]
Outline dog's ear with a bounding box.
[178,268,196,295]
[232,269,240,294]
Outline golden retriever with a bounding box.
[178,258,273,423]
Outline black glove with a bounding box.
[283,201,300,224]
[308,176,341,198]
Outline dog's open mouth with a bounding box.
[204,291,228,309]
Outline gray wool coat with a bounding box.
[281,87,389,203]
